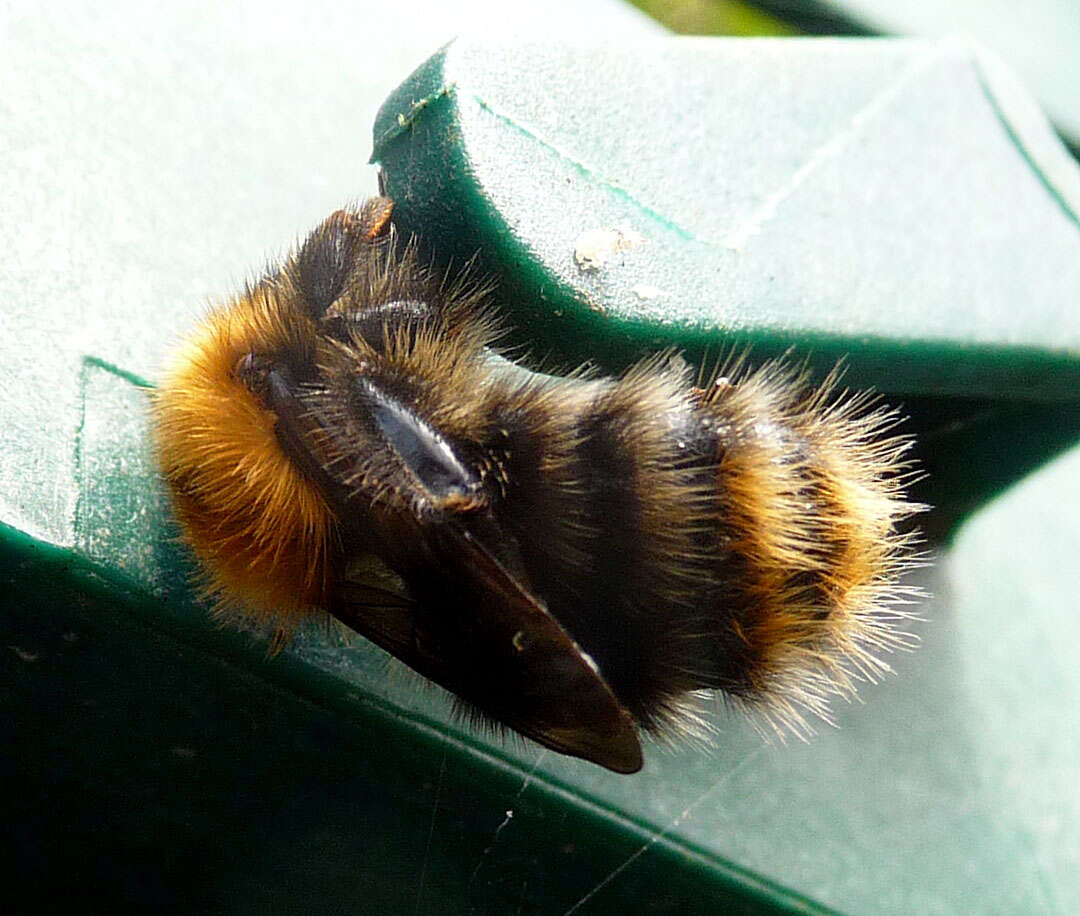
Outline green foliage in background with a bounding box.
[629,0,797,36]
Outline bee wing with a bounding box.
[265,368,642,773]
[331,517,643,774]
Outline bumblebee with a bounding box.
[154,198,921,773]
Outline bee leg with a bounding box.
[355,196,395,241]
[294,197,395,319]
[319,299,440,351]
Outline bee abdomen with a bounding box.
[489,360,721,728]
[692,366,918,732]
[493,359,917,736]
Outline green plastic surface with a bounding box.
[371,37,1080,534]
[4,6,1080,914]
[746,0,1080,153]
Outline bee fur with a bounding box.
[154,197,923,773]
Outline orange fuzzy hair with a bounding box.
[153,276,334,630]
[701,361,923,736]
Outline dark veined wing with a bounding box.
[331,519,643,774]
[266,365,643,774]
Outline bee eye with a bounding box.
[233,351,266,391]
[233,351,297,405]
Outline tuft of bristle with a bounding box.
[695,359,925,738]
